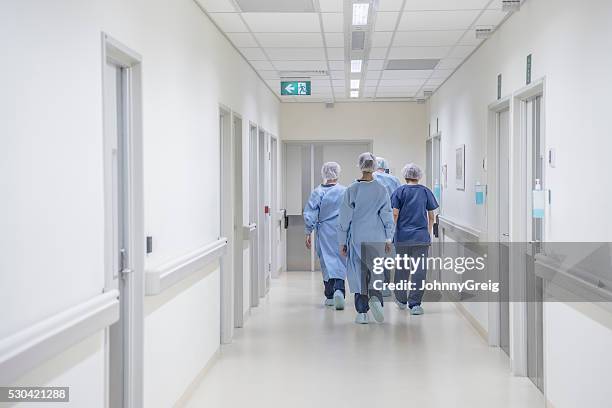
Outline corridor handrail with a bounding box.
[437,215,481,242]
[145,238,228,296]
[0,289,120,385]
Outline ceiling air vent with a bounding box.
[235,0,314,12]
[475,25,494,39]
[502,0,521,12]
[351,31,366,51]
[385,59,440,70]
[423,90,433,98]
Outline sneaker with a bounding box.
[355,313,369,324]
[333,290,345,310]
[395,299,407,310]
[324,298,334,307]
[410,305,424,315]
[368,297,385,323]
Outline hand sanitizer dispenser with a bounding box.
[434,179,441,202]
[532,179,545,219]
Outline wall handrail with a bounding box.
[437,215,481,242]
[145,238,228,296]
[0,290,120,385]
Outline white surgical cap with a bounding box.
[321,162,341,181]
[402,163,423,180]
[358,152,378,172]
[376,157,389,170]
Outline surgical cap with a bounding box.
[376,157,389,170]
[321,162,341,181]
[402,163,423,180]
[358,152,378,172]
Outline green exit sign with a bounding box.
[281,81,311,96]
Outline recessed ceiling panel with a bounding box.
[242,13,320,32]
[235,0,315,12]
[398,10,481,31]
[256,33,323,47]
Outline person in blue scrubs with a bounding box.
[338,153,394,324]
[373,157,402,297]
[374,157,402,197]
[304,162,348,310]
[390,163,439,315]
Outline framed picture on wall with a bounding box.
[456,145,465,191]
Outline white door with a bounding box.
[232,115,244,327]
[249,125,260,307]
[257,129,270,296]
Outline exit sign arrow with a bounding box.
[284,83,295,94]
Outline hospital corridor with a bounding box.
[2,0,612,407]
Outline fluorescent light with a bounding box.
[352,3,369,26]
[351,59,362,73]
[350,79,360,89]
[350,90,359,98]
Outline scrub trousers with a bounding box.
[324,278,346,299]
[394,245,429,308]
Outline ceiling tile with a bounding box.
[210,13,249,32]
[378,0,405,12]
[375,12,399,31]
[366,70,382,79]
[273,60,328,70]
[367,60,385,70]
[195,0,237,12]
[393,30,464,46]
[255,33,323,47]
[378,78,426,87]
[319,0,343,12]
[326,47,345,60]
[257,70,280,79]
[426,77,446,86]
[330,70,345,79]
[325,33,345,47]
[476,9,509,27]
[398,10,481,31]
[403,0,489,10]
[388,46,451,59]
[448,44,477,58]
[322,13,344,32]
[239,47,268,60]
[371,32,393,47]
[365,80,379,87]
[430,69,454,79]
[242,12,320,32]
[369,47,389,59]
[328,60,346,70]
[332,79,346,87]
[458,34,484,46]
[227,32,259,47]
[436,58,463,69]
[266,47,326,60]
[381,69,433,79]
[250,60,275,70]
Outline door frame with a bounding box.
[486,96,511,348]
[219,105,234,344]
[257,127,269,297]
[232,112,245,328]
[248,123,260,307]
[509,78,546,377]
[101,33,144,408]
[269,135,281,278]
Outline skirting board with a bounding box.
[453,302,488,342]
[173,349,221,408]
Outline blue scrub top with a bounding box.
[374,171,402,198]
[391,184,439,243]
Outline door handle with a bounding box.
[501,233,509,237]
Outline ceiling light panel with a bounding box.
[242,13,321,32]
[235,0,315,12]
[255,33,323,48]
[403,0,489,10]
[266,48,326,60]
[374,12,399,31]
[319,0,343,12]
[196,0,237,12]
[393,30,464,47]
[350,90,360,98]
[210,13,249,32]
[352,3,370,25]
[398,10,481,31]
[350,79,360,89]
[351,60,363,73]
[322,13,344,32]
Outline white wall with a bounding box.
[426,0,612,406]
[1,0,279,406]
[280,102,428,178]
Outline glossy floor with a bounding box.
[185,272,544,408]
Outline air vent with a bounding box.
[385,59,440,70]
[423,90,433,98]
[417,99,427,104]
[502,0,521,12]
[279,70,328,78]
[235,0,314,12]
[351,31,366,51]
[475,25,494,39]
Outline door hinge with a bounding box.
[120,248,133,278]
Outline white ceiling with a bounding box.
[196,0,512,102]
